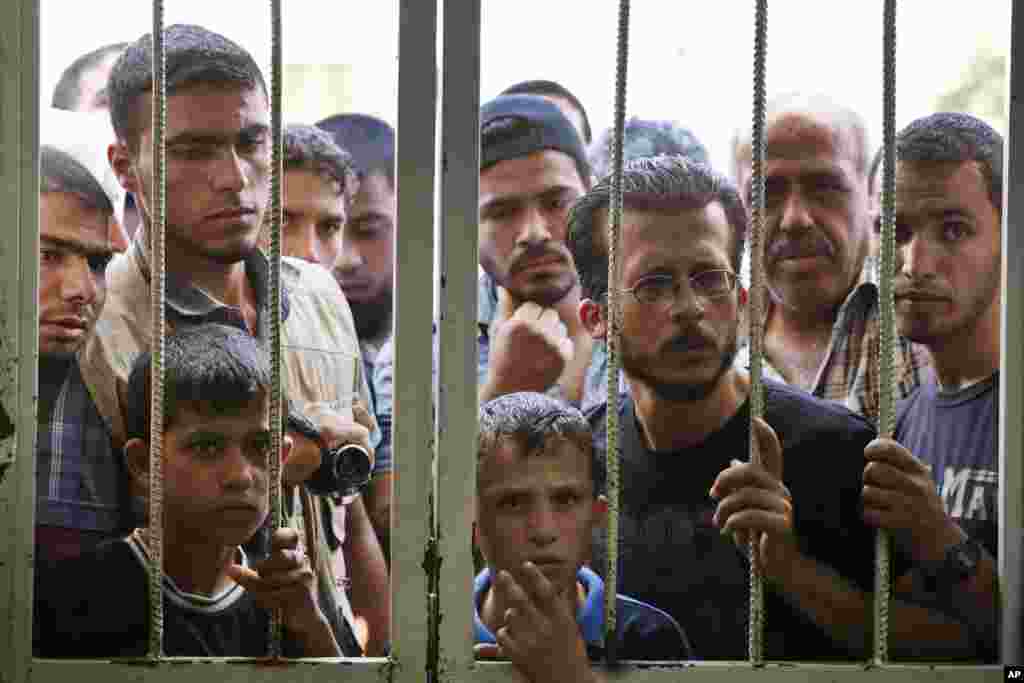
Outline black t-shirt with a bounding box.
[588,379,893,660]
[895,373,999,558]
[34,534,360,658]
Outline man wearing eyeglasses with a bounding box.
[571,155,979,661]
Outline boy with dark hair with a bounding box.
[36,324,354,657]
[83,22,386,658]
[473,392,692,679]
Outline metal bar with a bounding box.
[874,0,898,665]
[468,662,1005,683]
[146,0,168,659]
[603,0,631,666]
[28,659,393,683]
[0,0,39,681]
[391,0,439,680]
[747,0,768,664]
[435,0,481,677]
[1000,0,1024,665]
[266,0,285,658]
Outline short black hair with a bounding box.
[500,79,592,144]
[125,324,272,442]
[896,112,1004,212]
[478,391,597,490]
[315,113,395,188]
[108,24,267,151]
[51,42,129,111]
[284,123,358,200]
[569,155,748,302]
[39,144,114,216]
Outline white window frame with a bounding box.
[1,1,1019,682]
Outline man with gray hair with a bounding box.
[731,93,928,426]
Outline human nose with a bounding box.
[526,501,558,546]
[898,233,938,280]
[516,205,554,248]
[221,443,258,490]
[336,237,363,273]
[666,278,705,320]
[289,222,324,266]
[61,255,99,306]
[778,187,814,233]
[210,147,249,193]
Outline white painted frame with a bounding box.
[0,0,1018,682]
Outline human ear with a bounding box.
[124,438,150,492]
[108,141,143,200]
[579,299,608,340]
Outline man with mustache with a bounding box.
[860,113,1003,661]
[573,155,981,660]
[77,24,379,655]
[732,93,928,425]
[371,95,596,438]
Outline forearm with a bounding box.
[345,497,392,655]
[364,473,392,565]
[772,548,977,660]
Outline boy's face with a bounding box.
[162,396,272,547]
[475,436,602,596]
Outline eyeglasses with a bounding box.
[617,269,739,308]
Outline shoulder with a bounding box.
[614,593,694,660]
[764,379,876,451]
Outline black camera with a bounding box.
[287,410,373,498]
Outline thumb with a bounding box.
[497,286,519,322]
[751,416,784,482]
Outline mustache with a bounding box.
[767,232,834,263]
[894,280,950,301]
[509,244,570,275]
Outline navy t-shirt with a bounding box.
[34,533,360,658]
[474,566,694,661]
[588,379,898,660]
[895,372,999,558]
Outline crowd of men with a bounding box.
[30,21,1008,678]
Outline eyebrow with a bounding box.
[41,236,115,259]
[166,123,270,147]
[480,185,577,212]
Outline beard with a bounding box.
[162,219,261,266]
[347,286,393,342]
[620,329,739,403]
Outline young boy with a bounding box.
[35,324,352,657]
[473,392,693,680]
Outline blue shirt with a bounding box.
[473,566,693,661]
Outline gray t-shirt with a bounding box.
[895,372,999,557]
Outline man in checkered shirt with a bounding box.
[732,93,929,425]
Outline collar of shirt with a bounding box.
[472,566,606,649]
[478,270,500,331]
[128,230,291,329]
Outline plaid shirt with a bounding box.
[35,359,122,535]
[736,279,930,426]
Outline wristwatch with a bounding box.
[920,538,983,593]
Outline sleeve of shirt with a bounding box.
[618,600,695,661]
[371,339,394,478]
